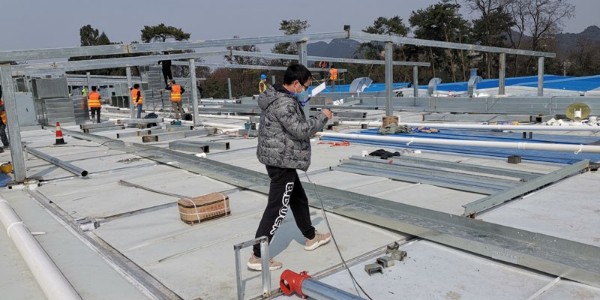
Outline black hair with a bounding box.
[133,83,140,89]
[283,64,312,86]
[91,86,97,91]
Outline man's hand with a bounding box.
[322,108,333,119]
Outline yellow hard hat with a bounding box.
[0,162,13,174]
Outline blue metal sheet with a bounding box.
[321,129,600,164]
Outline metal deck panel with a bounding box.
[305,169,483,215]
[4,110,599,299]
[319,240,568,300]
[300,170,397,191]
[94,189,404,299]
[481,171,600,247]
[538,280,600,299]
[37,165,232,219]
[0,190,148,300]
[375,182,484,215]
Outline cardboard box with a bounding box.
[178,192,230,224]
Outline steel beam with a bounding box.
[141,128,211,143]
[229,50,430,67]
[350,31,555,58]
[462,159,589,216]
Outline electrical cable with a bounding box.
[304,171,373,300]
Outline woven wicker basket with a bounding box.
[177,192,230,224]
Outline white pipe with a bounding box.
[317,132,600,153]
[337,120,600,131]
[197,114,250,121]
[0,199,81,300]
[399,122,600,131]
[337,120,383,127]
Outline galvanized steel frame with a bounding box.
[0,31,553,63]
[60,129,600,287]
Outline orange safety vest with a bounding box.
[88,91,101,108]
[259,80,267,93]
[131,88,143,105]
[0,99,5,125]
[329,68,338,81]
[170,84,182,102]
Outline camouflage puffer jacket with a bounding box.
[256,84,328,171]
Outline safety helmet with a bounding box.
[0,162,12,174]
[260,74,267,80]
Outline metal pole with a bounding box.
[0,65,26,182]
[297,41,310,118]
[384,42,393,116]
[27,147,88,177]
[189,59,199,127]
[318,132,600,153]
[125,67,134,118]
[499,53,506,95]
[538,57,544,96]
[86,72,91,92]
[227,78,232,100]
[280,270,365,300]
[271,75,275,85]
[412,66,419,99]
[260,238,271,298]
[234,236,272,300]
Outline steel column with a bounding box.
[384,42,393,116]
[499,53,506,95]
[189,59,199,126]
[227,78,232,100]
[538,57,545,97]
[412,66,419,99]
[86,72,91,92]
[297,41,310,118]
[0,65,26,182]
[125,67,134,119]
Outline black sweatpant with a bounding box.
[90,107,101,123]
[253,166,316,257]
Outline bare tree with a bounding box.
[463,1,514,77]
[506,0,575,74]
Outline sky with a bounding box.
[0,0,597,52]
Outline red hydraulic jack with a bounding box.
[280,270,365,300]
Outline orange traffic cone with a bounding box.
[54,122,66,145]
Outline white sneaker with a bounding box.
[247,254,283,271]
[304,231,331,251]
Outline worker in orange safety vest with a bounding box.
[131,84,143,118]
[166,80,185,119]
[88,86,102,123]
[329,64,338,92]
